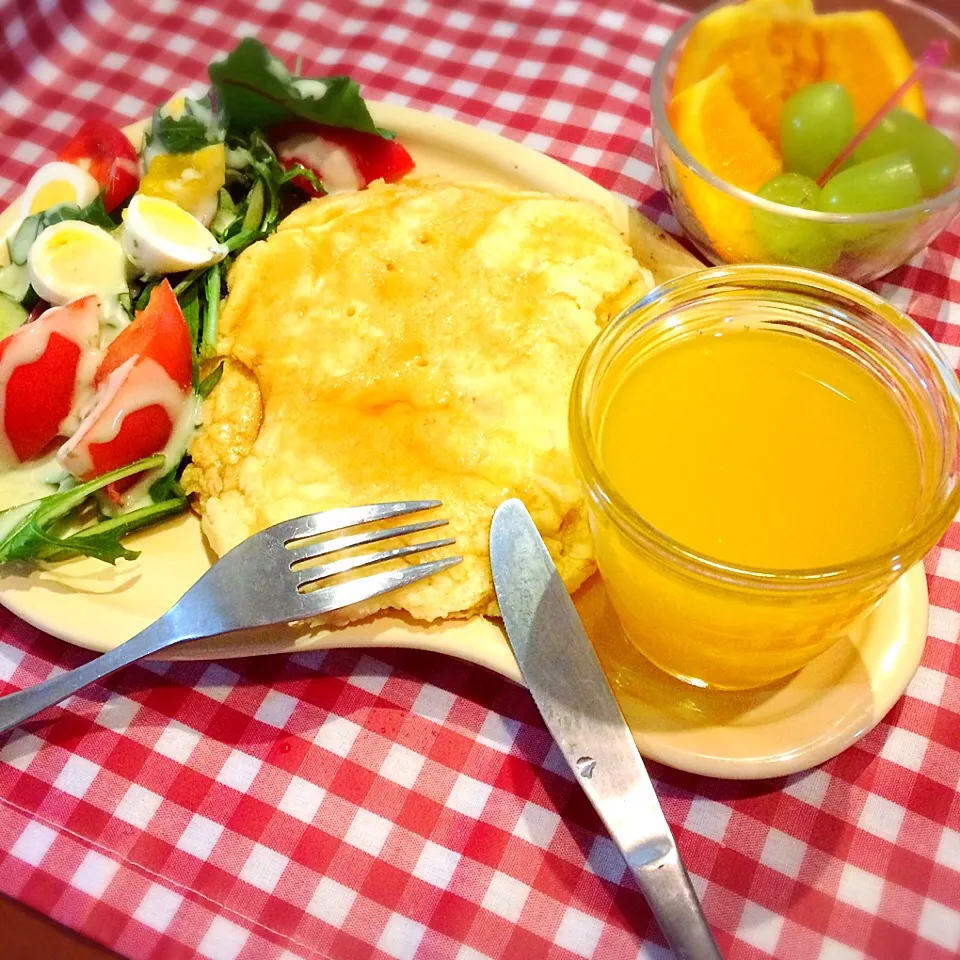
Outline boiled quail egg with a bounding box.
[21,161,100,218]
[27,220,127,305]
[122,193,227,275]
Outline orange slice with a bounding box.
[668,66,783,262]
[674,0,819,142]
[816,11,925,126]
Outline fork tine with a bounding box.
[295,556,463,619]
[296,537,457,589]
[269,501,443,545]
[287,518,449,567]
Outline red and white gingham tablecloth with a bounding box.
[1,1,959,958]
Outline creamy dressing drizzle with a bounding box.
[0,450,66,511]
[0,299,100,469]
[58,355,185,477]
[121,390,200,510]
[225,146,253,170]
[277,132,362,193]
[293,78,328,100]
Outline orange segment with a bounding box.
[674,0,819,142]
[668,66,783,262]
[816,11,925,125]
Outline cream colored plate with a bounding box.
[0,104,928,779]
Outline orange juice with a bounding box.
[571,267,960,690]
[598,329,921,571]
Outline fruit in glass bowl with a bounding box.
[651,0,960,283]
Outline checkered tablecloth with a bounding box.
[1,1,959,958]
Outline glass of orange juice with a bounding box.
[570,265,960,690]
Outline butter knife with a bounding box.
[490,499,722,960]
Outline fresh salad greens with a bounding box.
[143,94,226,159]
[209,38,379,135]
[0,455,183,565]
[0,38,394,567]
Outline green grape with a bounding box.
[853,108,959,198]
[781,82,856,180]
[820,152,922,246]
[752,173,839,271]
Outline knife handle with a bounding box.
[630,848,723,960]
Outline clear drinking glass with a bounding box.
[570,265,960,689]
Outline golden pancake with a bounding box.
[184,177,652,622]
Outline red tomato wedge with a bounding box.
[270,121,415,197]
[97,279,192,392]
[59,357,185,499]
[60,281,193,499]
[58,119,140,212]
[0,297,100,464]
[86,403,174,486]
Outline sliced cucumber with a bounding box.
[8,217,42,265]
[0,263,31,303]
[0,295,27,338]
[211,188,238,238]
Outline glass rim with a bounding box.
[569,264,960,592]
[649,0,960,226]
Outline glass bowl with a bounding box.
[650,0,960,283]
[569,265,960,689]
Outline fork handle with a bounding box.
[0,619,183,735]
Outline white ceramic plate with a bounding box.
[0,103,928,778]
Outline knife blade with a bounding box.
[490,498,722,960]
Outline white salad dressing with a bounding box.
[293,78,328,100]
[95,294,132,351]
[58,355,186,479]
[120,390,200,510]
[0,450,67,511]
[225,146,253,170]
[0,298,100,469]
[276,132,362,193]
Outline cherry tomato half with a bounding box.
[0,297,100,463]
[270,121,415,197]
[97,278,192,392]
[58,119,140,212]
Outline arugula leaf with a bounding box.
[149,467,185,504]
[173,268,206,298]
[226,134,324,251]
[135,278,160,311]
[201,263,222,360]
[45,498,188,564]
[178,282,202,389]
[143,94,226,158]
[209,38,380,136]
[0,455,171,565]
[8,195,116,265]
[197,360,224,400]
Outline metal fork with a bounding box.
[0,501,460,735]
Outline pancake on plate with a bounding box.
[184,177,653,623]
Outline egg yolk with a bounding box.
[38,226,126,295]
[134,195,214,247]
[29,180,79,215]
